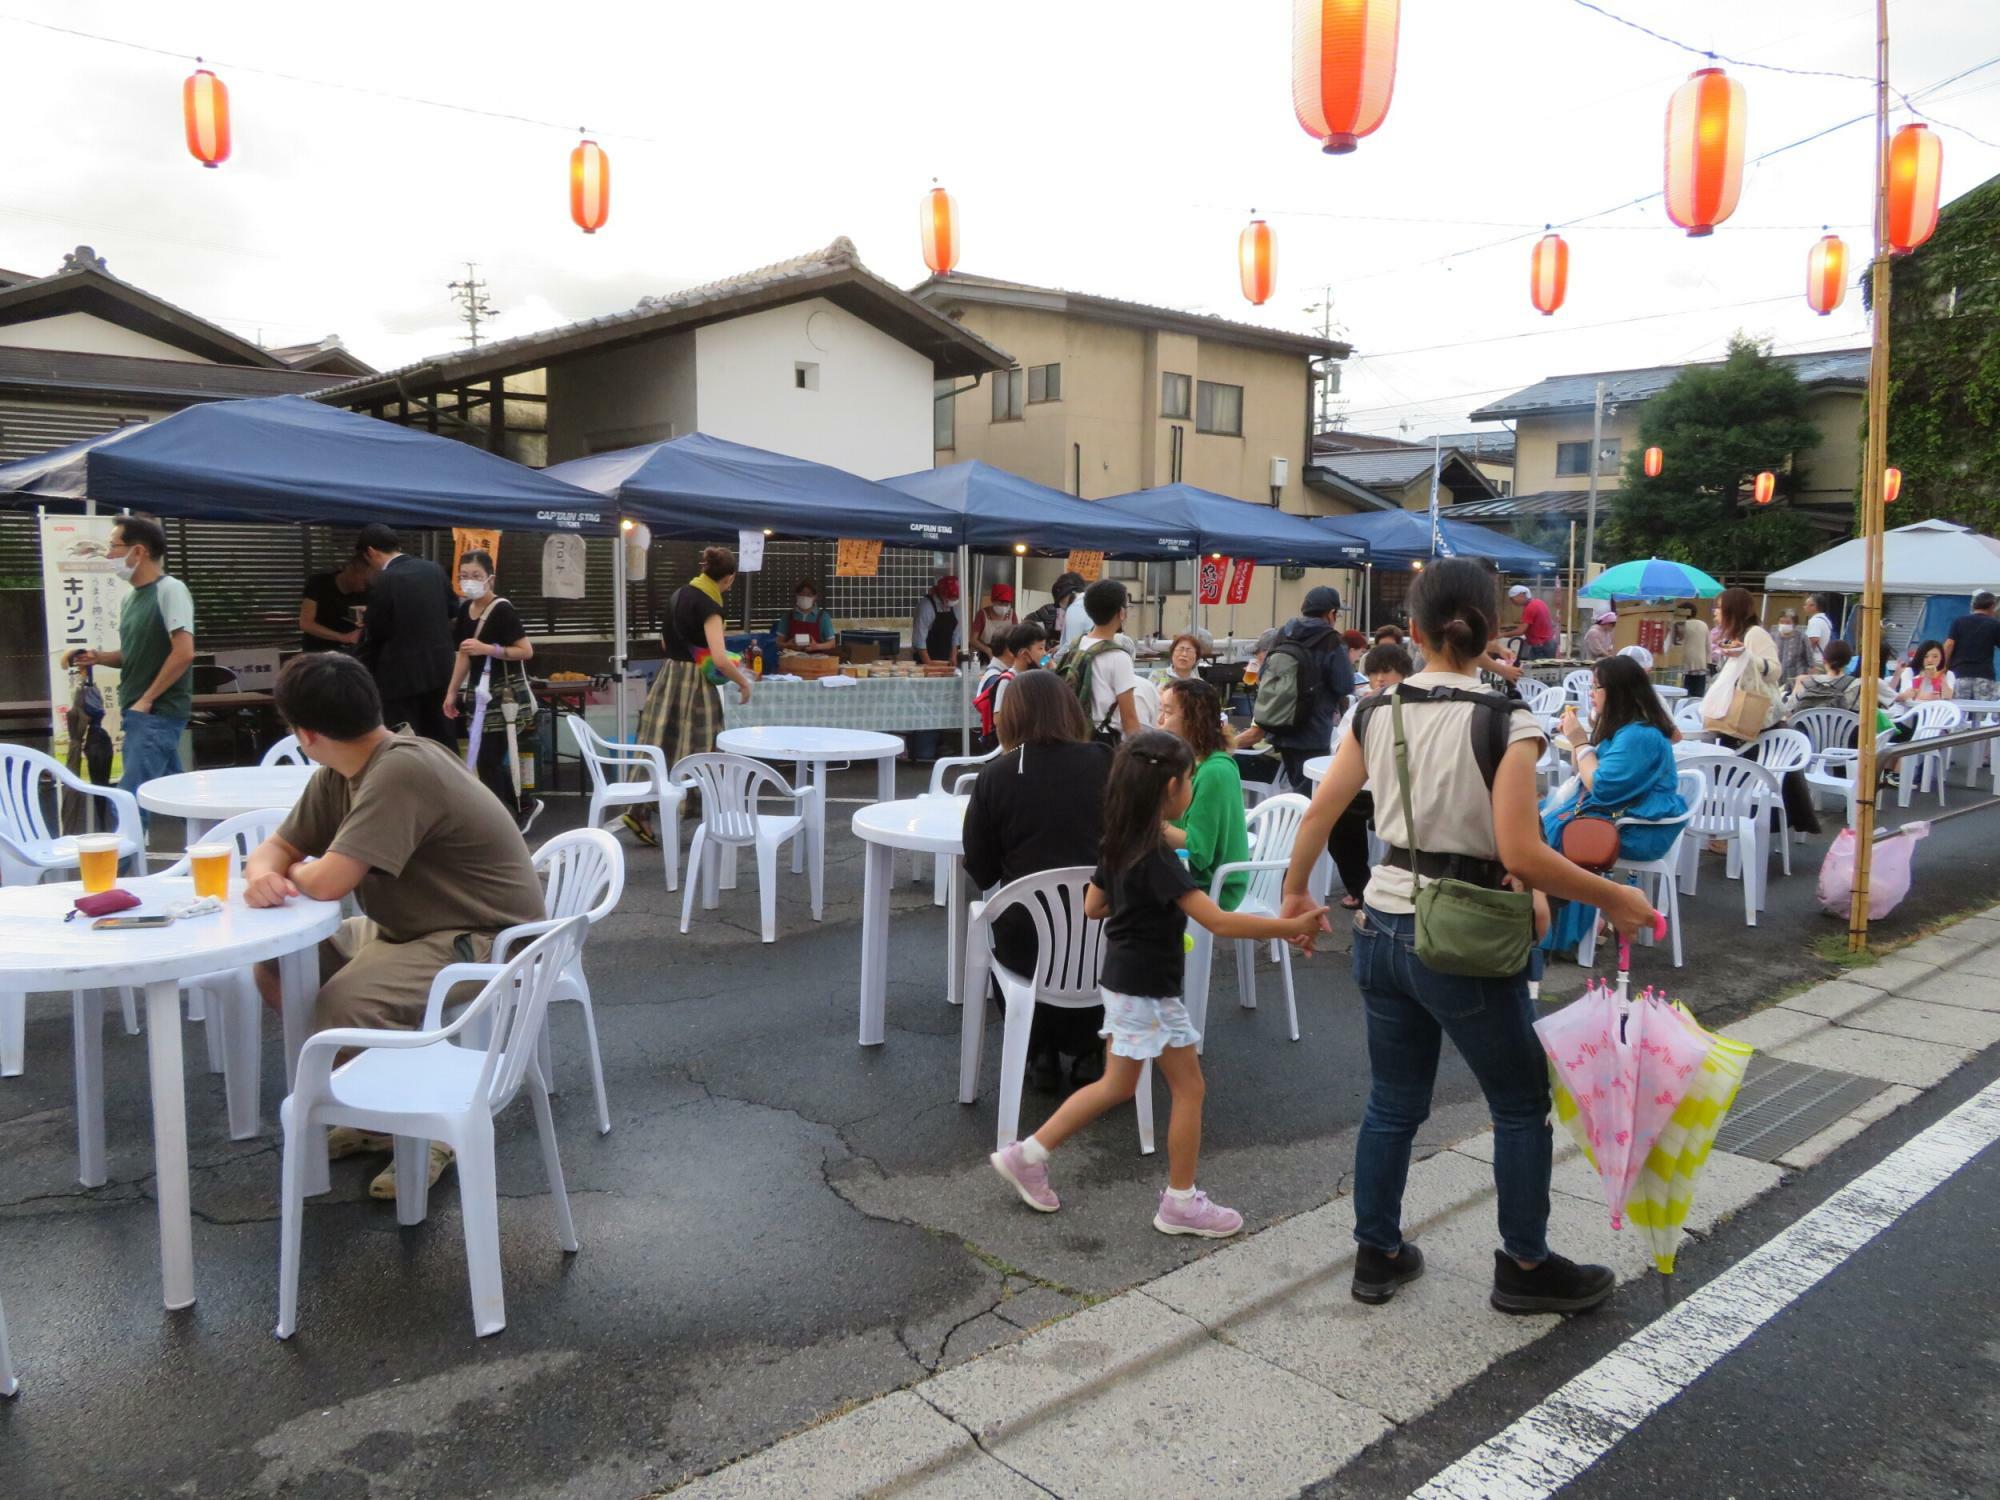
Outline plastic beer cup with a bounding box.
[188,842,232,901]
[74,833,122,894]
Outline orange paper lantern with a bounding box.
[1239,217,1275,306]
[1292,0,1401,155]
[1644,446,1664,478]
[1529,232,1568,316]
[183,66,230,169]
[921,186,959,275]
[1753,471,1776,506]
[1884,466,1903,505]
[1805,234,1847,316]
[1887,124,1942,254]
[570,138,610,234]
[1664,68,1746,237]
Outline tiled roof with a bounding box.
[1448,490,1601,519]
[1430,429,1516,459]
[314,238,1011,406]
[1469,348,1869,421]
[1310,428,1413,454]
[0,346,345,401]
[0,263,289,368]
[1314,448,1455,487]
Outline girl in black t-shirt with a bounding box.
[442,550,541,832]
[990,730,1324,1239]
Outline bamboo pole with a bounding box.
[1849,0,1895,951]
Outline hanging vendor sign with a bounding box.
[1197,554,1229,606]
[41,514,126,767]
[1225,558,1256,606]
[451,527,500,594]
[835,538,882,578]
[1063,549,1105,583]
[736,528,766,573]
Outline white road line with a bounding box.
[1411,1075,2000,1500]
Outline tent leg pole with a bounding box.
[958,544,972,758]
[612,535,629,746]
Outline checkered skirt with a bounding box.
[636,657,722,765]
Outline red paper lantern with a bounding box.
[1887,124,1942,254]
[183,65,230,169]
[1292,0,1401,155]
[1753,471,1776,506]
[1805,234,1847,316]
[1884,466,1903,505]
[1529,232,1568,316]
[921,185,959,276]
[570,138,610,234]
[1664,68,1746,237]
[1644,446,1664,479]
[1239,217,1275,306]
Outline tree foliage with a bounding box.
[1604,334,1822,572]
[1878,173,2000,533]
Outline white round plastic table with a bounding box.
[718,727,903,882]
[137,767,316,841]
[0,875,340,1310]
[1302,755,1333,784]
[851,795,967,1049]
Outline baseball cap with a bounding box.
[1301,585,1343,617]
[990,583,1014,603]
[1508,584,1530,598]
[936,575,960,601]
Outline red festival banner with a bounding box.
[1225,558,1255,606]
[1197,554,1228,605]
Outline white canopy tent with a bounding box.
[1766,519,2000,593]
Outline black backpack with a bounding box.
[1252,627,1336,734]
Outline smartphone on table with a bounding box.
[92,915,175,930]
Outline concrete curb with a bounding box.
[664,908,2000,1499]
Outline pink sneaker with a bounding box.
[1153,1189,1243,1239]
[990,1142,1059,1212]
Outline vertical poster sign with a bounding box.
[835,538,882,577]
[1063,549,1105,584]
[735,528,767,573]
[1225,558,1256,606]
[1197,554,1228,606]
[451,527,501,595]
[41,514,126,766]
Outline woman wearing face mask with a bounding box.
[442,550,542,834]
[972,584,1018,661]
[779,578,838,655]
[1774,609,1809,684]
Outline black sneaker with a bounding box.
[1028,1043,1063,1094]
[1351,1241,1425,1304]
[517,799,545,837]
[1490,1250,1616,1315]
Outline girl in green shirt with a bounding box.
[1158,677,1249,910]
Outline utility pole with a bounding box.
[1304,286,1344,433]
[447,263,499,347]
[1581,378,1607,602]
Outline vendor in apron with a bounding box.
[906,574,962,761]
[778,578,839,655]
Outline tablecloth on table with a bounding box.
[722,676,968,732]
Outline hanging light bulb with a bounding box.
[921,184,960,276]
[1529,230,1568,316]
[183,62,231,168]
[570,136,610,234]
[1805,233,1848,316]
[1664,67,1746,237]
[1753,471,1776,506]
[1883,466,1903,505]
[1239,216,1275,306]
[1886,124,1942,254]
[1644,446,1664,478]
[1291,0,1401,155]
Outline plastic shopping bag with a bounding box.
[1817,822,1929,920]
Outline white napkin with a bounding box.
[818,675,857,687]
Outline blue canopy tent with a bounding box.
[883,461,1197,558]
[1309,510,1557,571]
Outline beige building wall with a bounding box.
[1797,390,1862,504]
[1511,410,1642,494]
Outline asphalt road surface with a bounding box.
[1,762,1997,1499]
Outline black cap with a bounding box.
[1051,571,1086,602]
[1302,585,1342,617]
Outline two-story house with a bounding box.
[910,272,1352,628]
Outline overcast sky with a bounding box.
[2,0,1995,439]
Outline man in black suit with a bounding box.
[353,522,457,747]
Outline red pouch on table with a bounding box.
[71,889,141,919]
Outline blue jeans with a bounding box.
[1350,907,1552,1263]
[117,709,186,818]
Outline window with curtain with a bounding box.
[991,368,1024,422]
[1161,372,1191,419]
[1027,363,1061,403]
[1195,380,1243,436]
[933,380,955,449]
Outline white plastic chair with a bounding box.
[568,718,684,892]
[1577,768,1702,970]
[676,753,821,943]
[260,735,308,767]
[922,748,1000,903]
[1746,727,1811,874]
[1900,701,1962,807]
[0,1284,15,1397]
[454,829,624,1136]
[959,866,1153,1155]
[1184,793,1308,1050]
[1518,678,1566,720]
[276,916,586,1340]
[1563,668,1596,704]
[1686,759,1779,925]
[1672,697,1709,736]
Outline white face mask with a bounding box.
[796,595,816,612]
[112,550,141,582]
[1777,623,1794,635]
[460,578,487,599]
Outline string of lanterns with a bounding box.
[1239,216,1275,306]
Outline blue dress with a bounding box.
[1540,724,1685,954]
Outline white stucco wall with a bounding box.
[0,312,215,363]
[691,298,933,479]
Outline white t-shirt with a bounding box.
[1082,638,1138,736]
[1805,612,1834,666]
[1355,672,1544,915]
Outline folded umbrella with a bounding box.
[1623,1001,1754,1275]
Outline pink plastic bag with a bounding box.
[1817,822,1929,920]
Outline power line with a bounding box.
[1350,292,1814,360]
